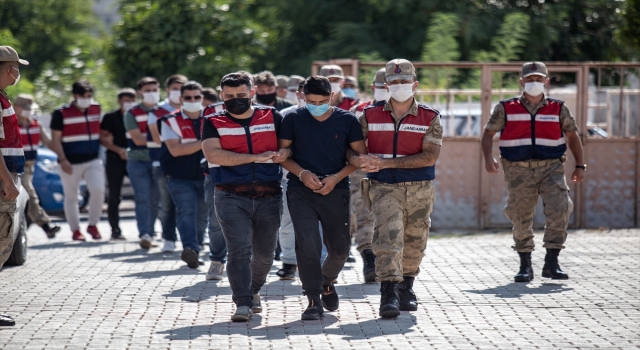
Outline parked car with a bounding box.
[4,185,30,266]
[33,148,88,215]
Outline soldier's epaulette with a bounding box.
[364,100,386,111]
[417,102,440,115]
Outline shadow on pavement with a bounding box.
[122,267,203,279]
[157,313,416,341]
[91,249,184,264]
[163,280,230,302]
[29,241,112,250]
[464,282,573,298]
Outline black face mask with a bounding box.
[224,98,252,115]
[255,92,277,105]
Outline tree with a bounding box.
[108,0,273,88]
[617,0,640,58]
[420,12,461,90]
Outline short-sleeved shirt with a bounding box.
[50,108,99,164]
[359,98,443,146]
[279,104,303,117]
[255,98,294,112]
[100,109,128,157]
[279,107,364,189]
[161,111,202,142]
[123,103,156,161]
[485,94,579,133]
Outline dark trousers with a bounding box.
[214,190,282,307]
[106,154,127,234]
[153,166,178,242]
[287,186,351,296]
[168,178,207,252]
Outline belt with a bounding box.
[370,179,432,186]
[503,158,563,169]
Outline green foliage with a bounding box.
[474,12,530,62]
[357,52,385,92]
[617,0,640,57]
[420,12,461,90]
[108,0,272,89]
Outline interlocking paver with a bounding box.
[1,221,639,349]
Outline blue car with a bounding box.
[33,148,88,214]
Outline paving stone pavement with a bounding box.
[0,220,639,349]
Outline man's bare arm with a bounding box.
[148,122,162,144]
[378,142,440,170]
[481,129,500,173]
[202,138,274,166]
[166,139,202,157]
[128,128,147,146]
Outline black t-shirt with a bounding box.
[202,110,283,140]
[50,109,99,164]
[274,98,294,112]
[279,107,364,189]
[100,109,128,157]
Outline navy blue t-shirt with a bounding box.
[279,107,364,189]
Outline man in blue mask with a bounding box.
[278,76,368,320]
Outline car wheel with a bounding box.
[6,213,28,266]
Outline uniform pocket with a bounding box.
[551,173,570,191]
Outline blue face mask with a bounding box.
[306,103,330,117]
[342,88,357,99]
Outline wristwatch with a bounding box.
[575,164,587,171]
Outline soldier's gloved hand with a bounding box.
[301,171,323,190]
[571,168,585,183]
[485,158,500,174]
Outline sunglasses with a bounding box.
[183,95,203,101]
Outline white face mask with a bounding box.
[169,90,181,104]
[142,91,160,105]
[523,81,545,97]
[76,98,92,109]
[122,102,137,112]
[388,83,414,102]
[9,66,20,86]
[285,91,298,103]
[19,110,32,118]
[330,82,342,94]
[374,88,391,102]
[182,101,203,113]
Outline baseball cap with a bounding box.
[287,75,305,91]
[319,65,344,79]
[385,59,414,82]
[276,75,289,89]
[373,68,386,88]
[344,76,357,87]
[0,46,29,65]
[522,62,547,78]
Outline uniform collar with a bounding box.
[519,93,548,109]
[180,109,203,120]
[383,97,418,120]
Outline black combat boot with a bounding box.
[398,276,418,311]
[514,252,534,282]
[379,281,400,318]
[542,249,569,280]
[360,249,377,283]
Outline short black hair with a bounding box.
[180,81,203,95]
[72,81,94,95]
[117,88,136,100]
[165,74,188,88]
[202,88,218,103]
[137,76,158,90]
[297,81,305,93]
[303,76,331,96]
[254,70,276,87]
[220,72,253,91]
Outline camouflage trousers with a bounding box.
[0,173,19,269]
[370,180,435,282]
[349,170,375,252]
[502,159,573,252]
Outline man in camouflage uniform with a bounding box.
[481,61,586,283]
[351,59,442,318]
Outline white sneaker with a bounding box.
[206,261,225,280]
[162,240,176,253]
[139,234,153,250]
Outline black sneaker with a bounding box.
[321,284,339,311]
[301,296,324,320]
[41,224,60,239]
[110,233,127,241]
[181,248,200,269]
[346,251,356,263]
[276,264,297,280]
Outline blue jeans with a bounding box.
[167,178,207,252]
[127,160,159,238]
[215,190,282,307]
[153,166,178,242]
[205,175,226,262]
[279,179,327,265]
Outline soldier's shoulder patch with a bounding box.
[417,103,440,115]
